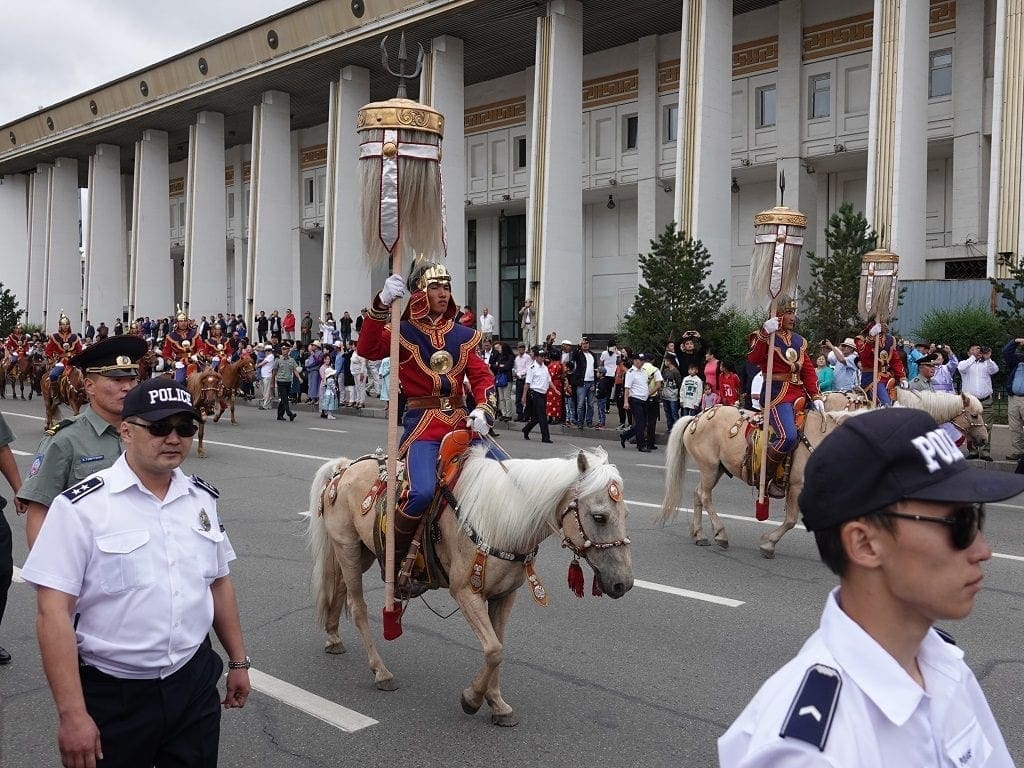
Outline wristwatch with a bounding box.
[228,656,251,670]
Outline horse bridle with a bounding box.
[947,405,981,444]
[557,482,631,558]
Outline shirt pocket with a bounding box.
[191,527,225,580]
[94,530,154,594]
[943,716,993,767]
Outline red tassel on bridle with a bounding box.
[591,576,603,597]
[567,558,584,598]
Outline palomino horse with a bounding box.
[185,369,223,457]
[212,358,255,424]
[894,389,988,449]
[307,445,634,725]
[657,407,854,558]
[40,365,87,429]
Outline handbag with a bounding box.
[495,371,509,387]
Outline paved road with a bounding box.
[0,397,1021,767]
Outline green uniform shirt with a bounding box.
[274,356,299,383]
[908,376,935,393]
[18,406,122,508]
[0,414,14,450]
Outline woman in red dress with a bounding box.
[546,356,565,423]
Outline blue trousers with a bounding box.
[860,371,893,406]
[49,362,64,382]
[575,381,595,426]
[404,435,509,518]
[765,401,798,452]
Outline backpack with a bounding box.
[1012,362,1024,396]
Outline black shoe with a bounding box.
[620,434,627,449]
[289,413,296,422]
[522,427,530,440]
[277,416,285,421]
[638,447,651,453]
[981,455,993,462]
[320,412,327,419]
[0,646,10,665]
[542,439,553,443]
[649,445,659,450]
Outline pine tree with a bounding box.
[0,283,22,337]
[990,256,1024,338]
[800,203,876,344]
[619,223,728,355]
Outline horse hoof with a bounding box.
[375,678,398,692]
[491,712,519,727]
[694,538,710,547]
[461,693,482,714]
[715,538,729,549]
[324,642,346,654]
[213,415,222,423]
[759,543,776,559]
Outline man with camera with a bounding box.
[958,344,999,460]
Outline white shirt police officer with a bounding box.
[719,409,1020,768]
[22,377,250,768]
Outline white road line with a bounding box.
[635,464,697,473]
[247,669,377,732]
[13,449,33,456]
[634,579,744,607]
[201,440,334,462]
[307,427,349,434]
[1,411,44,420]
[12,566,22,583]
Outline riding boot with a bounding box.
[392,509,429,599]
[764,446,789,499]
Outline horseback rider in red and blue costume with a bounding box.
[854,319,908,406]
[748,300,825,498]
[45,311,83,382]
[357,262,503,559]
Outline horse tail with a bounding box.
[307,457,351,629]
[657,416,695,525]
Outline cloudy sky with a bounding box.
[0,0,300,126]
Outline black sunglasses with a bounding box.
[126,420,199,438]
[881,503,985,550]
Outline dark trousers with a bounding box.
[645,394,660,447]
[523,390,550,441]
[277,381,294,418]
[80,643,223,768]
[0,504,11,628]
[621,397,648,449]
[515,377,526,420]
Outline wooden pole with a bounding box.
[755,300,777,522]
[871,329,881,407]
[382,253,403,637]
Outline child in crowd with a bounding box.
[700,380,720,412]
[718,361,741,406]
[321,371,339,419]
[680,364,702,416]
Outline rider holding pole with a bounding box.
[44,311,83,382]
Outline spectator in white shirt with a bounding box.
[257,344,276,410]
[521,347,552,442]
[958,344,999,460]
[478,307,496,342]
[513,342,532,421]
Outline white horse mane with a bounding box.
[454,445,622,553]
[895,389,980,421]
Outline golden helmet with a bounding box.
[58,310,71,329]
[411,261,452,291]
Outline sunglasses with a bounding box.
[881,503,985,550]
[126,420,199,438]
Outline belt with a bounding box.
[405,394,465,411]
[770,373,803,383]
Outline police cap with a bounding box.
[69,336,148,378]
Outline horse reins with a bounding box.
[556,483,630,557]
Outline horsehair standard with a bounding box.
[455,445,621,554]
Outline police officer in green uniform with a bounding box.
[907,352,938,393]
[18,335,148,547]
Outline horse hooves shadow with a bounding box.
[375,678,398,692]
[758,543,776,559]
[715,538,729,549]
[694,538,710,547]
[461,693,481,714]
[491,712,520,727]
[324,642,346,655]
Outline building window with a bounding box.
[809,74,830,119]
[944,259,984,279]
[663,104,678,143]
[515,136,527,170]
[499,214,527,341]
[227,192,235,220]
[305,177,315,206]
[623,114,638,151]
[929,49,953,98]
[467,219,477,270]
[756,85,776,128]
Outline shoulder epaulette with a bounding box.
[62,476,104,504]
[45,418,75,437]
[190,474,220,498]
[779,664,842,751]
[933,626,957,645]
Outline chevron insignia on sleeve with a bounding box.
[780,664,842,751]
[190,474,220,498]
[62,476,104,504]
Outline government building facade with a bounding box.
[0,0,1015,340]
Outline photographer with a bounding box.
[958,344,998,460]
[674,330,706,383]
[929,344,959,394]
[824,338,859,392]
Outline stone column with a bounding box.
[988,0,1024,276]
[44,158,82,329]
[84,144,125,326]
[130,130,173,318]
[528,0,584,339]
[636,35,659,257]
[323,66,371,318]
[184,111,227,315]
[673,0,732,290]
[0,174,29,313]
[951,0,985,250]
[26,166,51,324]
[422,36,467,296]
[865,0,928,278]
[246,91,295,320]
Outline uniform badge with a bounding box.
[199,508,211,532]
[29,455,43,477]
[80,455,105,463]
[62,476,104,504]
[780,664,842,751]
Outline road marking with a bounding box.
[201,440,334,462]
[307,427,349,434]
[12,566,22,583]
[247,668,377,732]
[2,411,44,420]
[635,464,697,473]
[13,449,33,456]
[634,579,744,607]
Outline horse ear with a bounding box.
[962,393,970,407]
[577,451,588,473]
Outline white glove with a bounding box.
[762,317,780,334]
[468,408,489,436]
[378,274,407,306]
[899,378,909,389]
[869,323,882,337]
[813,399,825,413]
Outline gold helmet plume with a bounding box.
[175,304,187,323]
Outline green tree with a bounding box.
[915,303,1006,363]
[800,202,876,345]
[990,257,1024,338]
[0,283,22,337]
[705,307,761,370]
[619,223,728,355]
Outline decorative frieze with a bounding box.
[242,162,251,183]
[464,97,527,135]
[657,60,680,93]
[803,12,873,61]
[929,0,956,34]
[582,70,639,109]
[224,166,234,186]
[300,143,327,170]
[733,36,778,76]
[169,177,184,196]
